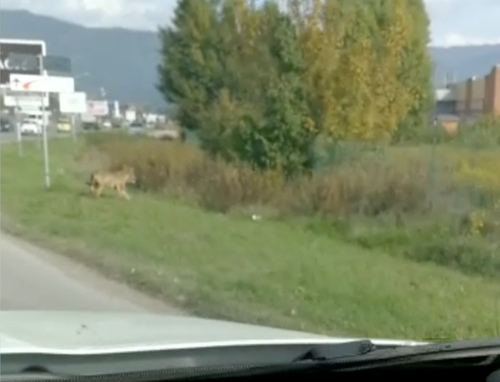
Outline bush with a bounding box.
[82,134,442,216]
[80,133,500,278]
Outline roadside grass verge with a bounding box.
[1,139,500,340]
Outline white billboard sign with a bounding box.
[19,105,43,115]
[59,92,87,113]
[4,94,48,107]
[9,74,74,93]
[86,100,109,117]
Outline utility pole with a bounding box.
[39,54,51,189]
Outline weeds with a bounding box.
[82,130,500,278]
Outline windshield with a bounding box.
[0,0,498,376]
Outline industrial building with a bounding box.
[435,64,500,122]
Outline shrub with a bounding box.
[81,134,442,217]
[79,133,500,278]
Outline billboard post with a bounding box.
[40,56,50,189]
[14,95,23,157]
[2,40,73,189]
[8,93,48,150]
[58,92,87,142]
[9,72,75,189]
[10,72,75,188]
[1,38,45,159]
[71,114,76,142]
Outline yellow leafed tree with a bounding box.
[289,0,418,141]
[371,0,413,138]
[292,0,346,138]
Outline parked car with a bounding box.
[147,128,186,142]
[20,119,42,135]
[56,117,72,133]
[82,122,99,131]
[0,117,13,132]
[128,120,146,136]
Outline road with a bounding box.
[0,134,182,313]
[0,130,72,143]
[0,232,182,313]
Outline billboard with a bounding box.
[43,55,72,76]
[4,94,49,108]
[59,92,87,113]
[10,74,75,93]
[86,100,109,116]
[0,39,46,85]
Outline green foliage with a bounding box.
[231,10,316,175]
[157,0,434,173]
[392,0,435,142]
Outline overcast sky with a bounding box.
[2,0,499,47]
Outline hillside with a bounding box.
[0,10,160,108]
[1,10,500,109]
[430,45,500,85]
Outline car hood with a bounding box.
[0,312,427,355]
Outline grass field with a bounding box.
[1,138,500,340]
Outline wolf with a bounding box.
[86,166,137,200]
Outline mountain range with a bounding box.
[1,10,500,110]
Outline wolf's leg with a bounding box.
[95,184,104,197]
[89,181,98,197]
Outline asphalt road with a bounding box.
[0,233,182,313]
[0,130,72,143]
[0,134,182,314]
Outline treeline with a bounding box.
[157,0,434,175]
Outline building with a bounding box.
[435,64,500,122]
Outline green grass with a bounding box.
[1,139,500,340]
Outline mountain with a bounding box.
[1,10,500,109]
[430,45,500,86]
[0,10,161,109]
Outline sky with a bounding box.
[2,0,500,47]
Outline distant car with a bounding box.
[82,122,99,131]
[57,118,72,133]
[102,120,112,129]
[147,129,186,142]
[130,120,145,128]
[128,120,146,136]
[1,117,13,132]
[20,119,42,135]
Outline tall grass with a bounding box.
[81,132,500,278]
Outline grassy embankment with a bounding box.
[1,134,500,340]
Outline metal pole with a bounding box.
[40,55,51,189]
[71,113,76,142]
[15,94,23,157]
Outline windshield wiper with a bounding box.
[289,337,500,372]
[293,339,377,362]
[173,338,500,380]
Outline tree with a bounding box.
[392,0,435,142]
[158,0,435,173]
[202,1,316,175]
[295,0,344,138]
[157,0,220,131]
[331,0,381,140]
[232,6,316,174]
